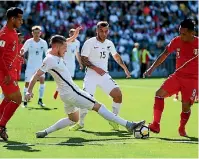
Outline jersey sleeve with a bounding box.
[0,33,9,76]
[81,40,91,57]
[40,57,54,73]
[166,37,178,53]
[22,40,29,53]
[109,41,117,56]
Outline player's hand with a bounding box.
[79,64,84,70]
[25,92,34,101]
[20,48,25,55]
[124,69,131,78]
[143,67,154,78]
[95,67,106,76]
[74,26,82,37]
[3,75,12,85]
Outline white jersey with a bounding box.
[23,38,48,69]
[40,54,81,96]
[81,37,117,73]
[64,39,80,66]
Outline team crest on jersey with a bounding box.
[0,40,6,47]
[12,41,16,51]
[193,49,199,55]
[107,46,111,50]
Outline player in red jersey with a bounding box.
[0,7,23,141]
[16,33,24,80]
[144,19,198,137]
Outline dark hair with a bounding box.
[97,21,109,28]
[50,35,66,45]
[32,26,42,31]
[6,7,23,19]
[180,19,196,31]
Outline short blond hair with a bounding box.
[32,25,42,31]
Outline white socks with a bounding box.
[112,102,121,115]
[79,109,88,127]
[24,87,28,101]
[39,84,45,99]
[98,105,127,127]
[45,118,76,134]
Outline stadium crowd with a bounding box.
[0,1,198,75]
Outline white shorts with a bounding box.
[83,71,119,96]
[59,89,96,114]
[25,68,45,82]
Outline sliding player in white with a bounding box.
[64,28,83,78]
[21,26,48,107]
[25,34,145,138]
[69,21,131,131]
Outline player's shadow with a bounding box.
[81,129,131,137]
[58,136,133,146]
[154,136,198,144]
[27,107,58,111]
[2,140,40,152]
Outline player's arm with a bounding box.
[113,53,131,78]
[75,52,83,70]
[144,48,170,77]
[81,56,106,76]
[0,35,12,84]
[66,26,82,43]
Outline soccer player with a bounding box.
[25,35,145,138]
[20,26,48,107]
[64,28,83,78]
[144,19,198,137]
[0,7,23,141]
[131,42,140,78]
[16,33,24,80]
[69,21,131,131]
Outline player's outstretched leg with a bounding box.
[149,96,165,133]
[93,103,145,133]
[36,117,76,138]
[38,84,45,107]
[69,108,87,131]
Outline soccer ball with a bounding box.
[134,125,150,139]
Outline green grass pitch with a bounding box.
[0,79,198,158]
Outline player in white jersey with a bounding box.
[64,28,83,78]
[25,34,145,138]
[69,21,131,131]
[20,26,48,107]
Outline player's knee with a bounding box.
[182,102,191,112]
[92,102,101,112]
[155,88,167,97]
[110,88,122,103]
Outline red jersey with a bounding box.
[166,36,198,78]
[0,25,18,76]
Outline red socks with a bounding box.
[153,96,164,124]
[180,111,191,128]
[0,101,20,127]
[0,99,10,116]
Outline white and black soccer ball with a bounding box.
[134,125,150,139]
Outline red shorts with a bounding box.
[0,71,19,95]
[161,73,198,104]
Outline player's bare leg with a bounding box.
[149,88,168,133]
[109,87,122,131]
[38,77,45,107]
[178,102,191,137]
